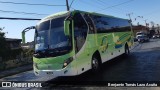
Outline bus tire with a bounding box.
[91,55,100,73]
[124,44,130,57]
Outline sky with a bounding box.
[0,0,160,42]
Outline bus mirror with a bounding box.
[64,20,70,36]
[22,31,25,44]
[21,26,35,44]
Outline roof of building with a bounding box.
[132,25,147,30]
[6,38,22,42]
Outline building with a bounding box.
[6,38,22,50]
[21,41,34,49]
[154,26,160,34]
[132,25,149,37]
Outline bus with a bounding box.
[22,10,134,78]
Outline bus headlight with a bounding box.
[63,57,73,68]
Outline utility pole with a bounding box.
[157,24,160,34]
[126,13,133,23]
[144,19,148,30]
[144,19,148,26]
[66,0,70,11]
[126,13,134,37]
[144,19,149,35]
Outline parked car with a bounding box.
[137,35,149,43]
[134,37,138,42]
[152,34,160,39]
[136,31,147,36]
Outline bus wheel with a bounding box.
[124,44,130,57]
[91,56,100,73]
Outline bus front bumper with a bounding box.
[33,66,76,79]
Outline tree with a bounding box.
[0,28,10,60]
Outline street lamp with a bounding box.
[144,19,150,35]
[135,16,143,25]
[144,19,148,27]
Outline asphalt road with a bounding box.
[42,39,160,89]
[47,39,160,81]
[1,39,160,90]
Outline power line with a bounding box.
[80,0,103,9]
[0,10,48,16]
[96,0,132,13]
[87,0,104,8]
[69,0,75,9]
[70,7,76,10]
[94,0,134,12]
[143,10,160,17]
[71,0,132,18]
[0,17,41,20]
[96,0,141,19]
[0,1,65,7]
[97,0,107,4]
[96,0,108,6]
[79,0,135,17]
[95,0,128,15]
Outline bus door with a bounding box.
[73,13,90,74]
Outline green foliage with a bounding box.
[9,48,23,59]
[22,48,34,57]
[0,29,11,61]
[0,28,33,61]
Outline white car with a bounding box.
[152,34,160,39]
[136,35,149,42]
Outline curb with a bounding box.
[130,42,139,51]
[0,64,33,79]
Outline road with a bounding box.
[1,39,160,89]
[45,39,160,81]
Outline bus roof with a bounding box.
[39,10,128,24]
[93,13,128,20]
[38,11,70,24]
[73,10,128,20]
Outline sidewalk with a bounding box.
[0,64,33,79]
[130,42,139,51]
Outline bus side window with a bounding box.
[83,14,95,34]
[73,13,88,53]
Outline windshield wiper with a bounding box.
[34,46,71,58]
[48,48,61,53]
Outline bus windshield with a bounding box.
[34,16,72,58]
